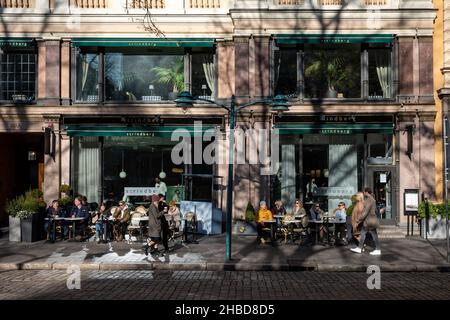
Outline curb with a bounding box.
[1,263,449,272]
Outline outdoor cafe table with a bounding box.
[64,217,86,240]
[44,217,65,241]
[309,217,346,245]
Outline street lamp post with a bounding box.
[175,92,290,261]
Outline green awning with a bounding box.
[0,38,34,48]
[66,125,220,137]
[274,123,394,135]
[275,34,394,45]
[71,38,215,48]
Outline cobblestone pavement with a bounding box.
[0,270,449,300]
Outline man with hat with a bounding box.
[112,200,130,242]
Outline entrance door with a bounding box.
[366,166,397,225]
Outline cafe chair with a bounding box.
[276,214,294,244]
[127,211,146,243]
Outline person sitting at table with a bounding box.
[271,200,287,217]
[68,196,90,240]
[333,201,347,245]
[309,203,324,222]
[292,199,307,217]
[167,200,181,230]
[112,200,130,242]
[45,200,67,242]
[95,203,111,244]
[257,200,273,244]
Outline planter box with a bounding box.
[20,214,40,243]
[233,221,257,236]
[8,216,21,242]
[421,215,448,239]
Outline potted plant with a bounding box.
[60,184,72,198]
[305,51,349,98]
[5,189,46,242]
[151,57,184,100]
[418,200,447,239]
[234,202,257,235]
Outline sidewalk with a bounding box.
[0,234,449,272]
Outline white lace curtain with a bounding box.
[374,50,392,98]
[202,57,215,98]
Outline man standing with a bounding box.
[350,188,381,255]
[155,177,167,196]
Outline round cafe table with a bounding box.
[131,216,149,241]
[64,217,85,240]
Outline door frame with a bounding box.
[366,165,398,225]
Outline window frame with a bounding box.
[72,46,217,104]
[0,45,37,104]
[272,41,396,103]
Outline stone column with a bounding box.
[43,117,61,205]
[38,39,61,106]
[217,41,235,99]
[234,36,250,100]
[253,36,270,99]
[61,40,71,105]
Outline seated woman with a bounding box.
[271,200,287,216]
[45,200,67,242]
[95,203,112,244]
[332,201,347,244]
[292,199,309,229]
[256,201,273,244]
[167,200,181,230]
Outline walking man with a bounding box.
[350,187,381,255]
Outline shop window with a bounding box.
[105,51,184,102]
[368,133,393,160]
[274,49,297,96]
[191,53,215,100]
[304,44,361,99]
[368,46,392,100]
[75,51,99,102]
[0,50,36,102]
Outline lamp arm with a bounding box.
[235,99,273,112]
[192,97,230,111]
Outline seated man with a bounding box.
[68,196,90,240]
[44,200,67,242]
[112,200,130,241]
[256,201,273,244]
[333,201,347,245]
[309,203,324,222]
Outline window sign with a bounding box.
[124,187,158,197]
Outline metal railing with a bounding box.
[0,0,33,8]
[72,0,109,8]
[189,0,221,8]
[126,0,165,9]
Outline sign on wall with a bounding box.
[404,189,419,216]
[124,187,158,197]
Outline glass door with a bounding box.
[367,167,397,224]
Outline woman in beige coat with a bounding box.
[351,192,364,244]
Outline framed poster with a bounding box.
[404,189,419,216]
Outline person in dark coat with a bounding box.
[350,188,381,255]
[44,200,67,242]
[145,195,163,256]
[68,196,90,240]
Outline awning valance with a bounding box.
[66,125,220,137]
[273,123,394,135]
[71,38,215,48]
[0,38,34,48]
[275,34,394,45]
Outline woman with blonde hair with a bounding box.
[351,192,364,245]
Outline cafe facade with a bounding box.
[0,0,439,231]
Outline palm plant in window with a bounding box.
[151,57,184,100]
[305,49,350,98]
